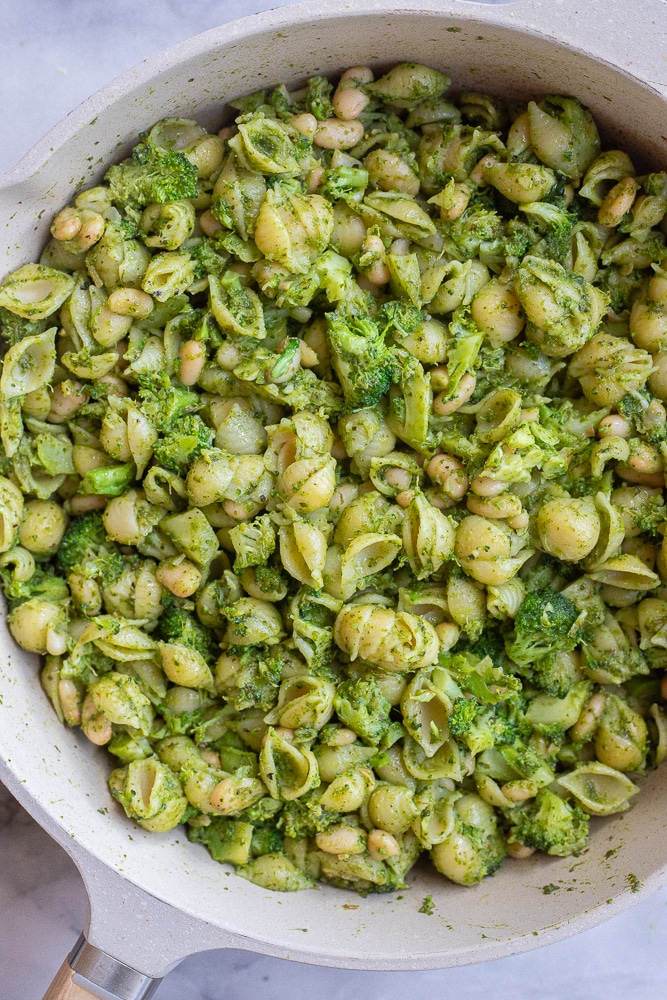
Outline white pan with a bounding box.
[1,2,667,997]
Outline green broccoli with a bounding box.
[448,698,518,754]
[250,825,284,857]
[441,651,521,704]
[278,790,340,839]
[78,463,136,498]
[151,413,214,474]
[57,511,124,582]
[507,788,589,857]
[188,817,254,866]
[326,309,403,411]
[441,204,505,261]
[304,75,335,121]
[505,590,582,670]
[0,564,70,609]
[0,307,48,348]
[321,166,369,203]
[157,604,216,660]
[519,201,578,262]
[333,677,391,745]
[217,645,285,712]
[105,135,198,208]
[137,371,201,430]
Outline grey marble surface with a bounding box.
[1,1,667,998]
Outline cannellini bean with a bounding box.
[333,87,369,121]
[470,475,508,498]
[439,182,471,221]
[315,826,367,855]
[570,692,606,742]
[199,210,223,237]
[81,694,112,746]
[396,489,416,508]
[179,339,206,386]
[467,492,522,519]
[328,728,358,747]
[598,414,632,438]
[501,779,537,802]
[47,381,88,423]
[384,467,413,492]
[339,66,374,85]
[432,374,477,415]
[314,117,365,150]
[68,494,108,515]
[216,342,243,370]
[290,113,319,139]
[367,828,400,860]
[58,678,82,726]
[156,559,202,598]
[307,166,325,193]
[598,176,639,226]
[299,341,319,368]
[507,510,530,531]
[51,207,82,241]
[506,841,536,859]
[435,621,460,651]
[426,453,469,500]
[107,287,154,318]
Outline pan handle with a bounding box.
[42,935,161,1000]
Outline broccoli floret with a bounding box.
[327,309,403,411]
[378,300,424,339]
[0,307,48,348]
[519,201,578,262]
[105,135,198,208]
[137,371,201,430]
[304,75,335,121]
[447,697,479,738]
[442,651,521,704]
[0,564,70,609]
[152,414,214,474]
[189,239,229,278]
[321,166,369,203]
[532,650,585,698]
[507,788,589,857]
[217,645,285,712]
[441,204,504,261]
[188,817,254,866]
[157,605,216,660]
[505,590,582,668]
[57,511,124,582]
[448,698,519,754]
[333,677,391,745]
[250,825,284,857]
[279,791,340,839]
[455,623,508,666]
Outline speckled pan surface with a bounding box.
[1,0,667,981]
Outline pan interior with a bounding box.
[1,2,667,973]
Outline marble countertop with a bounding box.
[1,2,667,997]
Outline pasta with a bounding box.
[2,62,667,895]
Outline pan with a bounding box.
[1,1,667,997]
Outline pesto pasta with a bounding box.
[3,63,667,895]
